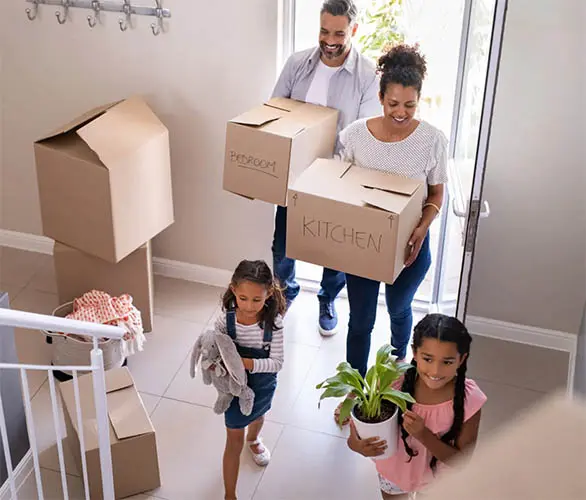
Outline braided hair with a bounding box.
[398,314,472,471]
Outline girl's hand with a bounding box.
[241,358,254,371]
[405,225,427,267]
[347,420,387,457]
[402,410,427,440]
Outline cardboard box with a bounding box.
[53,241,154,332]
[287,159,425,284]
[34,96,174,263]
[424,393,586,500]
[60,367,161,499]
[223,97,338,206]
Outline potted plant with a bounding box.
[316,344,415,459]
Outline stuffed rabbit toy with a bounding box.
[189,330,255,416]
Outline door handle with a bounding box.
[452,200,490,218]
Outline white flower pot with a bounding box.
[351,405,399,460]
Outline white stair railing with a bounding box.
[0,308,126,500]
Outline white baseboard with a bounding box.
[0,450,33,500]
[466,315,578,354]
[152,257,232,288]
[0,228,231,288]
[0,230,53,255]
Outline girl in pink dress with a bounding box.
[347,314,487,499]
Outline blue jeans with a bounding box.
[272,206,346,304]
[346,235,432,377]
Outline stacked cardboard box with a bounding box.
[34,96,175,332]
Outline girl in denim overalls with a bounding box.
[214,260,286,500]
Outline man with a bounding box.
[271,0,380,336]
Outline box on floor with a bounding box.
[59,367,160,499]
[286,159,425,284]
[223,97,338,206]
[53,241,154,332]
[34,96,174,263]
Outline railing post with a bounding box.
[90,347,115,500]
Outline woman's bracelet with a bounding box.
[423,202,441,215]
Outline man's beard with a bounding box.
[319,41,346,60]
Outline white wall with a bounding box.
[467,0,586,334]
[0,1,278,270]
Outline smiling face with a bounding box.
[231,280,270,324]
[380,83,419,129]
[413,338,467,390]
[318,12,357,65]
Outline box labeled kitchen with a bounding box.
[286,159,425,284]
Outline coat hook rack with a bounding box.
[25,0,171,35]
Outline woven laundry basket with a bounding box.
[42,302,125,377]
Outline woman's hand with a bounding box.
[347,420,387,457]
[405,225,427,267]
[402,410,427,440]
[241,358,254,371]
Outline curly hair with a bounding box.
[378,43,428,96]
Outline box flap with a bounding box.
[76,96,167,169]
[108,386,154,440]
[264,119,306,138]
[231,105,284,127]
[265,97,305,112]
[349,168,421,196]
[362,188,411,214]
[36,101,120,142]
[105,366,135,394]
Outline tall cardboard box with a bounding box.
[287,159,425,284]
[223,97,338,206]
[53,241,154,332]
[60,367,161,499]
[34,96,174,263]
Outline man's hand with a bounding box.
[347,420,387,457]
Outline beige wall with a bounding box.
[467,0,586,334]
[0,1,277,270]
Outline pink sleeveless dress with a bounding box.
[375,378,487,493]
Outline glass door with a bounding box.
[433,0,508,318]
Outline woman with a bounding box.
[337,44,448,413]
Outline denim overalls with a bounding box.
[223,306,278,429]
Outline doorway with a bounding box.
[288,0,507,318]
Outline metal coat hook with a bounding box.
[26,0,39,21]
[55,0,70,24]
[119,0,132,32]
[87,0,101,28]
[150,0,164,36]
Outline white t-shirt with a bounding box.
[304,60,340,107]
[338,118,449,188]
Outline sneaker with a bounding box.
[318,300,338,336]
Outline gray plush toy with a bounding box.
[189,330,255,416]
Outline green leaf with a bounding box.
[319,385,353,402]
[337,396,358,428]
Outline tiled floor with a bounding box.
[0,246,572,499]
